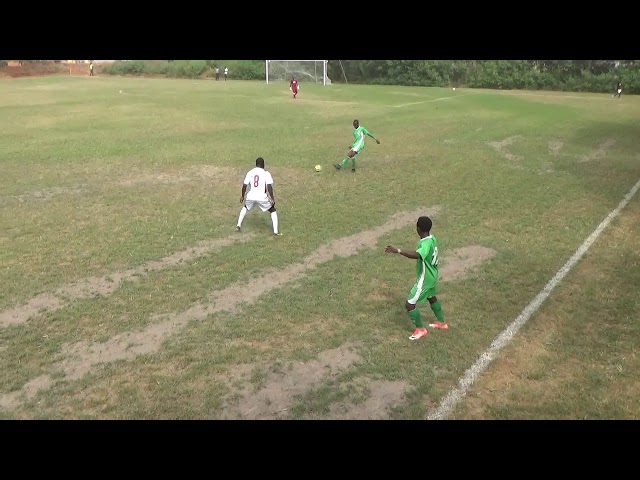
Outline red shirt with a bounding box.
[291,79,298,90]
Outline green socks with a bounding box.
[408,308,424,328]
[408,302,444,329]
[430,301,444,322]
[339,157,350,167]
[351,157,356,169]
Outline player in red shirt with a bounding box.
[290,77,299,99]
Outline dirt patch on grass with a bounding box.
[1,206,440,410]
[578,138,616,163]
[117,165,236,187]
[1,166,236,206]
[548,140,564,155]
[0,374,54,411]
[328,378,409,420]
[219,345,362,419]
[439,246,498,282]
[488,135,523,162]
[0,186,90,205]
[0,232,257,329]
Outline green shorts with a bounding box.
[407,281,437,305]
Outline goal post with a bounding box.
[265,60,331,85]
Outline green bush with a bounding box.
[101,60,263,80]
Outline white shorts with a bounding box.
[618,89,622,94]
[245,199,273,212]
[351,139,364,154]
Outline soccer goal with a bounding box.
[265,60,331,85]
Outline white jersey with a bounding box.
[243,167,274,201]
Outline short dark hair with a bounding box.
[256,157,265,168]
[353,119,359,124]
[417,216,432,233]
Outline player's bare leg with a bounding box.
[406,301,428,340]
[427,296,448,329]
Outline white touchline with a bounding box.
[393,92,478,108]
[427,177,640,420]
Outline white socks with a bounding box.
[237,207,248,227]
[237,207,279,234]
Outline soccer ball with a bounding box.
[314,165,322,172]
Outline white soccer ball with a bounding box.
[314,165,322,172]
[453,87,456,91]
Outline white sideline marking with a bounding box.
[393,92,477,108]
[491,91,614,101]
[427,177,640,420]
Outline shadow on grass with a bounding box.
[556,120,640,206]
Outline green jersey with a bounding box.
[352,126,375,150]
[415,235,439,285]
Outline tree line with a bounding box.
[11,59,634,94]
[327,60,639,94]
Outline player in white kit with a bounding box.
[236,157,282,236]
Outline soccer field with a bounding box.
[1,75,639,419]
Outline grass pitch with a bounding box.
[1,75,639,419]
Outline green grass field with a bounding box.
[1,75,639,419]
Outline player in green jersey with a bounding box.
[334,119,380,172]
[385,216,447,340]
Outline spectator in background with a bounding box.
[613,81,622,99]
[224,67,229,80]
[215,66,220,80]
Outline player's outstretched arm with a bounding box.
[267,184,275,204]
[240,184,247,203]
[364,127,381,144]
[385,245,420,259]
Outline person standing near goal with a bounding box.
[236,157,282,236]
[290,77,299,99]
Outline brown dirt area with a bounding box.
[578,138,616,163]
[217,345,410,420]
[438,246,497,282]
[487,135,523,162]
[218,345,363,419]
[548,140,565,155]
[327,379,409,420]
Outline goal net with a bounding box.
[265,60,331,85]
